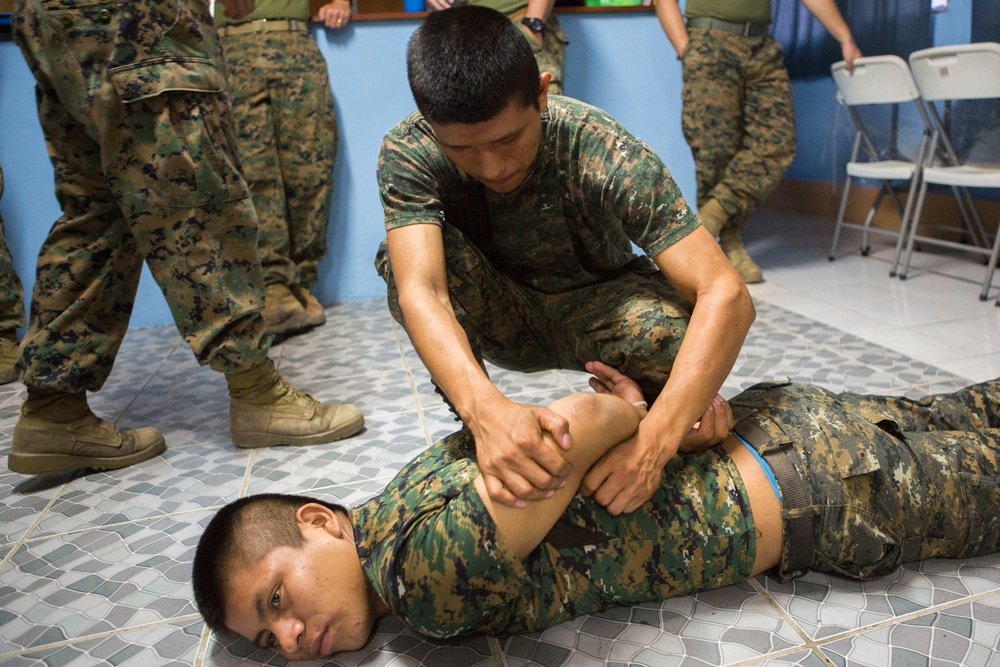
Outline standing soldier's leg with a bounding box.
[220,31,304,337]
[680,28,745,237]
[715,36,796,283]
[0,165,26,384]
[275,29,337,330]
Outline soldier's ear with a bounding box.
[296,503,343,538]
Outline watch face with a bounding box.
[522,17,544,32]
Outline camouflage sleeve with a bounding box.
[388,483,532,639]
[597,134,701,259]
[377,115,449,232]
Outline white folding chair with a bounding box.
[828,55,932,275]
[899,42,1000,303]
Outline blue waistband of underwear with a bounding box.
[733,431,783,502]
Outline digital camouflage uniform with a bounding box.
[12,0,269,393]
[0,165,27,332]
[216,0,338,288]
[355,378,1000,639]
[681,0,796,232]
[376,97,700,402]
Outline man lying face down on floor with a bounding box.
[192,362,1000,660]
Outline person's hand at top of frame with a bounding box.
[316,0,351,28]
[217,0,256,20]
[426,0,454,10]
[471,395,573,510]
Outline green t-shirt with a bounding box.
[467,0,528,17]
[685,0,771,24]
[377,96,700,295]
[354,428,755,638]
[214,0,309,25]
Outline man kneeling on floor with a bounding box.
[192,363,1000,660]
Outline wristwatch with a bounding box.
[521,17,545,35]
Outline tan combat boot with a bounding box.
[290,284,327,329]
[8,391,166,475]
[262,283,308,336]
[719,228,764,284]
[0,330,19,385]
[227,358,364,448]
[696,199,728,238]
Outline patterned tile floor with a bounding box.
[1,210,999,666]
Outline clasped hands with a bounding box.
[474,360,734,515]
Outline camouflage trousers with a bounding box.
[730,379,1000,582]
[219,23,337,288]
[507,7,569,96]
[681,29,796,231]
[376,225,692,403]
[0,165,27,332]
[13,0,269,393]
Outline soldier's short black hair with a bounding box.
[406,5,541,124]
[192,493,348,635]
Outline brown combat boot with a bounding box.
[227,358,364,448]
[719,228,764,284]
[696,199,728,238]
[290,284,327,329]
[262,283,309,336]
[0,330,18,385]
[8,391,166,475]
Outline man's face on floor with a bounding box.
[429,96,545,194]
[222,506,377,660]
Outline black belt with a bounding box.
[686,16,770,37]
[732,415,814,576]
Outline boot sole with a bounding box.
[7,437,167,476]
[231,415,365,449]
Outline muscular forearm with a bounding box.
[643,275,755,460]
[654,0,689,57]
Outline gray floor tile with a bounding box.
[0,618,203,667]
[760,553,1000,642]
[817,592,1000,667]
[0,511,209,654]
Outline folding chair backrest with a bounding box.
[831,56,921,106]
[908,42,1000,102]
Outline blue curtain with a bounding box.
[971,0,1000,43]
[772,0,933,79]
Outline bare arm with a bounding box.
[654,0,689,57]
[388,224,573,508]
[581,226,755,514]
[216,0,255,19]
[474,392,641,561]
[800,0,862,69]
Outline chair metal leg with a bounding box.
[829,175,854,261]
[899,178,931,280]
[980,219,1000,301]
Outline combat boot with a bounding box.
[290,284,327,329]
[0,330,19,385]
[8,391,166,475]
[696,199,728,238]
[227,358,364,448]
[262,283,308,336]
[719,228,764,284]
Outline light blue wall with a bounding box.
[0,5,977,329]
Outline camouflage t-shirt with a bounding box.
[377,96,700,294]
[353,429,756,639]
